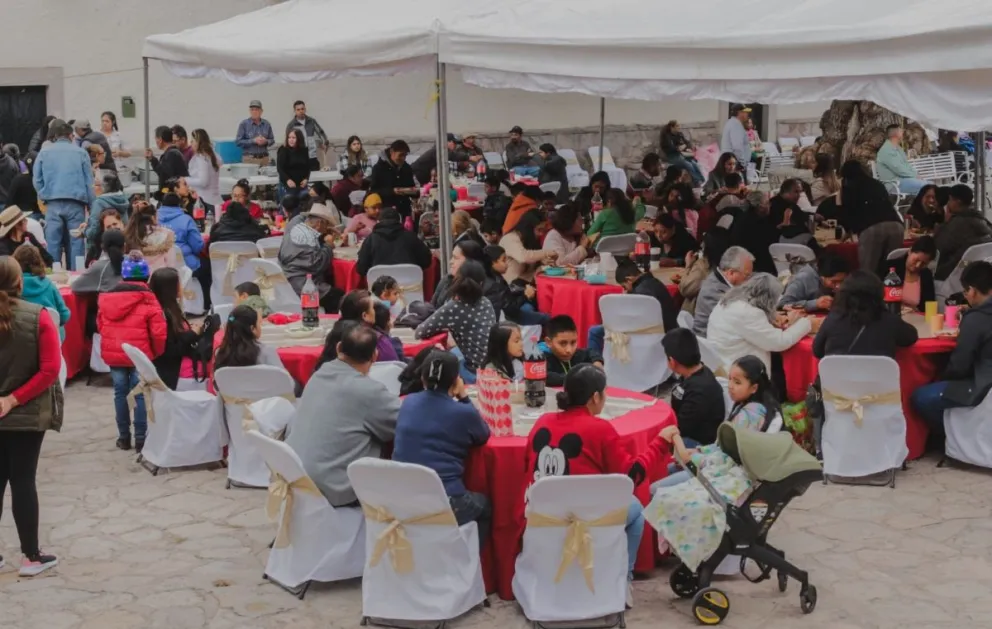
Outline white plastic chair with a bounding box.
[466,182,486,201]
[248,258,302,314]
[819,356,907,486]
[762,142,781,156]
[595,234,637,257]
[369,362,406,396]
[944,388,992,469]
[937,242,992,302]
[209,241,261,308]
[769,243,816,277]
[539,182,561,196]
[513,475,631,624]
[697,335,728,377]
[246,430,365,599]
[588,146,627,190]
[348,190,367,207]
[256,236,282,261]
[215,366,296,488]
[89,333,111,381]
[599,294,670,393]
[367,264,425,307]
[778,137,800,153]
[213,304,234,326]
[484,152,505,169]
[347,459,486,624]
[176,264,205,317]
[558,148,591,190]
[121,344,224,473]
[886,248,910,261]
[643,204,659,219]
[676,310,694,329]
[45,308,66,391]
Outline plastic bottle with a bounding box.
[591,191,603,215]
[882,267,903,315]
[301,274,320,329]
[476,159,487,183]
[523,351,547,408]
[403,216,414,232]
[634,230,651,273]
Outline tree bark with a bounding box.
[796,100,930,170]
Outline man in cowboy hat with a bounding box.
[0,206,53,265]
[277,202,343,313]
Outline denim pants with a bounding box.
[512,166,541,177]
[515,302,551,327]
[278,183,310,203]
[588,325,605,356]
[910,381,966,436]
[625,498,645,576]
[451,347,477,385]
[450,491,492,549]
[111,367,147,440]
[897,178,930,195]
[44,199,86,270]
[666,155,705,185]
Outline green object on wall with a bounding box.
[121,97,136,118]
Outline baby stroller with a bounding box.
[665,424,823,625]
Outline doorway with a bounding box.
[0,86,47,154]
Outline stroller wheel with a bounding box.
[777,570,788,592]
[692,588,730,625]
[800,584,817,614]
[670,564,699,599]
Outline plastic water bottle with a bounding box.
[301,274,320,329]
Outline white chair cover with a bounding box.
[213,303,234,325]
[643,204,659,219]
[90,333,110,374]
[347,459,486,622]
[819,356,908,479]
[769,243,816,276]
[209,241,261,307]
[176,264,205,316]
[246,431,366,590]
[513,475,631,622]
[215,366,296,488]
[248,258,302,314]
[45,308,66,391]
[367,264,425,307]
[944,389,992,468]
[256,236,283,261]
[762,142,781,156]
[121,344,224,469]
[539,182,561,196]
[599,294,670,392]
[937,242,992,301]
[595,234,637,257]
[369,362,406,396]
[588,147,628,190]
[348,190,367,207]
[676,310,694,329]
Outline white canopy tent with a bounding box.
[143,0,992,252]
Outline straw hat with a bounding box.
[306,203,338,223]
[0,205,27,238]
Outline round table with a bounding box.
[59,286,91,380]
[782,334,956,459]
[535,273,680,348]
[464,388,676,599]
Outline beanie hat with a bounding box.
[364,193,383,208]
[122,251,150,281]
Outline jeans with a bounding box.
[512,166,541,177]
[111,367,147,441]
[898,178,930,195]
[514,302,551,326]
[625,498,645,576]
[588,325,605,356]
[0,431,45,556]
[910,381,966,435]
[651,437,700,490]
[450,491,492,549]
[665,155,705,185]
[451,347,477,384]
[44,199,86,270]
[278,184,310,203]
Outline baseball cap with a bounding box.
[509,125,523,134]
[446,132,461,143]
[730,103,753,115]
[74,118,91,130]
[249,100,263,109]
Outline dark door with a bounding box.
[0,86,47,155]
[745,103,766,139]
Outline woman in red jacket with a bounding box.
[97,251,167,452]
[522,365,674,606]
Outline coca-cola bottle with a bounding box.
[301,273,320,329]
[591,191,603,215]
[634,230,651,273]
[883,267,903,315]
[192,201,206,232]
[476,159,487,183]
[523,352,547,408]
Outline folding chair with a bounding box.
[595,234,637,257]
[256,236,282,261]
[599,294,670,393]
[248,258,302,314]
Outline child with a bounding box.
[481,173,510,228]
[214,305,285,371]
[660,328,726,446]
[149,267,199,389]
[482,322,524,381]
[653,354,780,490]
[339,289,400,362]
[97,252,167,452]
[485,244,549,326]
[373,301,405,363]
[541,190,558,216]
[542,315,602,387]
[12,244,71,340]
[370,275,401,308]
[480,219,502,246]
[234,281,272,318]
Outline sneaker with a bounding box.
[135,439,145,454]
[20,553,58,577]
[626,580,634,609]
[116,438,132,451]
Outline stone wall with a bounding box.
[776,119,821,143]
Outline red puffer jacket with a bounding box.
[97,282,168,368]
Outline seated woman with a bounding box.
[521,365,673,603]
[659,120,704,185]
[810,153,840,206]
[85,208,124,267]
[499,210,557,284]
[124,203,175,272]
[149,267,200,389]
[702,152,739,200]
[729,192,778,276]
[73,229,126,296]
[12,244,70,340]
[451,209,484,249]
[89,172,129,230]
[344,193,381,240]
[221,180,265,220]
[573,171,611,219]
[430,240,504,313]
[329,165,366,217]
[883,236,936,311]
[587,189,640,243]
[770,178,816,246]
[209,201,270,244]
[542,203,591,266]
[339,289,400,362]
[337,135,372,178]
[706,272,814,373]
[373,301,405,363]
[649,214,698,267]
[906,184,944,231]
[214,305,286,371]
[156,181,206,299]
[415,259,497,384]
[482,322,524,381]
[679,228,731,314]
[393,350,491,540]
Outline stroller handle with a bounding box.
[670,433,730,509]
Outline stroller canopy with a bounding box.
[717,423,820,483]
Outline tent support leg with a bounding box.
[978,131,987,216]
[143,57,151,199]
[435,58,453,269]
[598,97,606,172]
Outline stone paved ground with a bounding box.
[2,380,990,629]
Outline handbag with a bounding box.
[806,323,865,453]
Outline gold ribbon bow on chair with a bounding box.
[822,389,901,426]
[220,392,295,434]
[254,267,289,303]
[361,504,457,574]
[526,507,628,592]
[604,324,666,364]
[127,376,167,423]
[393,282,424,309]
[209,251,254,296]
[266,472,322,548]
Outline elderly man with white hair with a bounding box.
[706,272,816,373]
[277,202,344,313]
[692,245,754,337]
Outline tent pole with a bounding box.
[979,131,987,215]
[143,57,151,199]
[598,98,605,172]
[435,58,453,268]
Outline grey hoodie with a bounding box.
[277,214,334,297]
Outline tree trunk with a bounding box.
[796,100,930,170]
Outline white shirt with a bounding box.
[706,299,811,372]
[187,153,223,207]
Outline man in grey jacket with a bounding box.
[287,324,400,507]
[693,246,754,337]
[277,203,342,312]
[777,255,849,311]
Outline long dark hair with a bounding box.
[484,322,520,379]
[286,129,307,156]
[101,111,118,131]
[150,268,187,337]
[606,188,635,225]
[345,135,367,164]
[908,184,939,217]
[512,209,544,251]
[192,128,219,170]
[215,305,260,370]
[550,203,580,238]
[314,319,360,374]
[339,289,373,322]
[451,259,486,305]
[588,171,611,194]
[420,350,461,392]
[123,206,156,252]
[372,300,391,332]
[454,240,495,278]
[813,153,835,178]
[103,229,126,275]
[0,257,22,343]
[702,227,732,269]
[832,270,885,327]
[728,355,780,432]
[715,152,737,176]
[399,346,435,396]
[556,364,607,410]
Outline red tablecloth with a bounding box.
[331,256,441,301]
[59,287,91,380]
[781,336,956,459]
[823,239,914,271]
[535,275,680,347]
[465,388,675,599]
[278,333,446,386]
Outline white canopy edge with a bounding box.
[158,57,434,87]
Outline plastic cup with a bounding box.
[456,186,469,201]
[929,314,944,334]
[945,305,960,330]
[924,301,938,322]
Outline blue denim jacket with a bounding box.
[33,139,95,206]
[157,205,204,271]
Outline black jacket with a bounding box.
[942,297,992,406]
[153,315,199,390]
[934,208,992,280]
[0,154,18,205]
[151,145,189,182]
[882,256,935,311]
[545,348,603,387]
[355,220,433,277]
[812,310,918,360]
[539,154,570,203]
[770,195,813,241]
[8,173,39,214]
[0,232,53,266]
[837,179,901,235]
[650,226,698,263]
[276,146,310,186]
[369,152,417,217]
[630,273,679,332]
[482,192,511,228]
[671,366,726,445]
[209,213,270,244]
[731,209,778,276]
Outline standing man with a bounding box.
[286,100,328,172]
[32,120,94,270]
[504,126,539,177]
[171,125,194,163]
[720,104,752,169]
[145,126,188,183]
[236,100,274,166]
[73,119,116,173]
